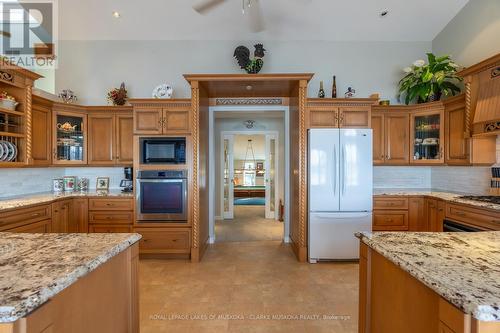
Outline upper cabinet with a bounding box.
[32,95,53,166]
[371,107,410,165]
[444,94,496,166]
[52,106,87,165]
[409,103,445,164]
[306,98,377,129]
[130,99,192,135]
[87,107,133,166]
[0,63,41,167]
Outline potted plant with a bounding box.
[107,82,128,106]
[398,53,462,104]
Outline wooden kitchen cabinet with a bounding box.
[373,197,409,231]
[443,94,496,166]
[307,98,376,129]
[31,95,52,166]
[51,200,73,233]
[410,104,445,164]
[52,108,87,165]
[88,198,134,233]
[7,219,51,233]
[115,114,134,164]
[426,198,445,232]
[132,100,191,135]
[87,110,133,166]
[134,228,191,254]
[72,198,88,233]
[0,204,51,231]
[371,109,410,165]
[409,197,426,231]
[88,113,115,165]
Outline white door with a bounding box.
[265,134,278,219]
[339,129,373,212]
[308,129,340,212]
[222,134,234,219]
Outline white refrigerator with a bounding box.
[308,128,373,262]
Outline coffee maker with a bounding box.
[120,167,133,193]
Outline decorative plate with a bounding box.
[152,83,173,99]
[0,142,3,161]
[4,141,17,162]
[0,141,8,161]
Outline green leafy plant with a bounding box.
[398,53,462,104]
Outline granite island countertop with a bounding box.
[374,188,500,211]
[0,232,141,322]
[356,231,500,322]
[0,190,134,212]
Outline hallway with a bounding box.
[215,206,283,242]
[139,241,359,333]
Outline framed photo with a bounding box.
[256,162,264,170]
[96,177,110,191]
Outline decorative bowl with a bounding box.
[0,98,18,111]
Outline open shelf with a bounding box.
[0,106,24,117]
[0,131,25,138]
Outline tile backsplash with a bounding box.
[431,166,491,195]
[0,167,126,198]
[374,166,432,188]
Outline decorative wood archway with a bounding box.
[184,73,313,262]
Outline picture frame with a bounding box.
[256,162,264,170]
[96,177,110,191]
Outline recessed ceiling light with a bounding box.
[112,11,121,18]
[380,10,389,17]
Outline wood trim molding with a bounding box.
[215,98,284,105]
[26,85,33,164]
[183,73,314,82]
[298,80,308,260]
[128,99,191,108]
[457,53,500,78]
[190,83,200,256]
[307,98,378,107]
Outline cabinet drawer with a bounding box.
[373,197,409,210]
[373,211,409,231]
[6,219,51,233]
[89,212,134,224]
[446,204,500,231]
[134,228,191,254]
[89,198,134,211]
[0,204,51,230]
[89,224,132,233]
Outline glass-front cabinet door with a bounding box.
[410,108,444,164]
[53,111,87,164]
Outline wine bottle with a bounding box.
[332,75,337,98]
[318,81,325,98]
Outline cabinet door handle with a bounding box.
[31,213,40,217]
[455,211,465,216]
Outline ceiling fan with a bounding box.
[193,0,265,32]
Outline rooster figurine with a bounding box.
[233,44,266,74]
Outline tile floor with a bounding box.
[139,241,359,332]
[215,206,284,242]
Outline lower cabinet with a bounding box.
[52,200,73,233]
[426,199,445,232]
[7,219,52,233]
[134,228,191,254]
[373,197,409,231]
[88,198,134,233]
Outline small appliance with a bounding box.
[120,167,133,193]
[140,137,186,164]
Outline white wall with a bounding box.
[0,167,125,198]
[54,40,431,104]
[432,0,500,66]
[214,117,285,217]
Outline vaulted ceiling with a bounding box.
[59,0,469,41]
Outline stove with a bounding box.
[458,196,500,204]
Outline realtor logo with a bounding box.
[0,0,58,69]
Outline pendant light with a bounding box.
[242,139,256,170]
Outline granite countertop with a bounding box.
[0,190,134,212]
[357,231,500,322]
[374,188,500,211]
[0,232,141,322]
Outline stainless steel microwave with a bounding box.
[140,137,186,164]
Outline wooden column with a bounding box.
[297,79,308,262]
[190,81,200,262]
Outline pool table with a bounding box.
[234,186,265,198]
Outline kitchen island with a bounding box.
[0,232,141,333]
[357,231,500,333]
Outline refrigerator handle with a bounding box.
[342,144,347,195]
[333,144,336,195]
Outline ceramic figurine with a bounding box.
[344,87,356,98]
